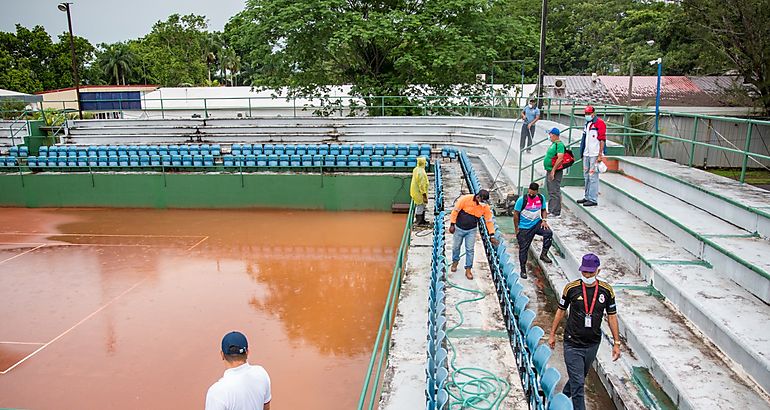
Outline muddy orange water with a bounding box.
[0,208,406,409]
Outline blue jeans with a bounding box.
[563,341,601,410]
[583,156,599,203]
[452,227,478,269]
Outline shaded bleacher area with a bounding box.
[0,143,442,172]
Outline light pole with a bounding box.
[58,2,82,120]
[537,0,548,109]
[649,57,662,157]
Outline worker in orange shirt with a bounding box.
[449,189,499,279]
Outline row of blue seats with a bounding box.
[460,151,572,410]
[426,211,449,410]
[441,147,458,159]
[28,155,215,168]
[8,146,29,157]
[232,143,431,157]
[223,154,427,168]
[434,162,444,215]
[0,156,19,167]
[39,144,222,158]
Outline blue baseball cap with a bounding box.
[221,331,248,355]
[549,127,560,136]
[579,253,600,273]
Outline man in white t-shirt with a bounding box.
[577,105,607,207]
[205,331,272,410]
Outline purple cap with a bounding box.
[579,253,600,273]
[221,331,248,355]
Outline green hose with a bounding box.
[443,258,511,409]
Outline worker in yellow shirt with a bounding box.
[410,157,430,226]
[449,189,499,279]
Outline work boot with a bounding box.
[451,261,459,272]
[540,252,553,264]
[577,198,588,204]
[465,268,473,280]
[520,267,528,279]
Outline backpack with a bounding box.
[551,142,576,170]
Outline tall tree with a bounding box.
[99,43,136,85]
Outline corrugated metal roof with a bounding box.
[543,75,613,104]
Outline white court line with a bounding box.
[0,244,46,266]
[0,278,146,375]
[0,232,204,238]
[0,341,46,345]
[187,236,209,251]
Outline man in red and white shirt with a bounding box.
[577,106,606,207]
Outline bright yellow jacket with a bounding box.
[450,194,495,234]
[410,157,429,205]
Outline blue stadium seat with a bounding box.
[189,144,200,155]
[324,155,335,166]
[296,144,307,155]
[306,145,318,155]
[200,144,211,156]
[274,144,286,155]
[182,155,193,166]
[39,146,49,157]
[371,155,383,167]
[86,146,97,157]
[159,145,169,156]
[264,144,275,155]
[329,145,340,155]
[360,155,371,167]
[541,367,561,404]
[279,154,290,167]
[129,156,140,167]
[171,155,182,166]
[211,144,222,156]
[58,147,68,158]
[108,156,119,167]
[27,156,38,167]
[96,146,107,157]
[242,144,253,156]
[128,146,139,157]
[312,154,323,166]
[285,145,296,155]
[67,148,78,158]
[169,145,180,156]
[138,146,148,156]
[420,144,431,157]
[301,155,313,167]
[148,145,159,156]
[223,155,235,167]
[290,155,301,167]
[318,144,329,155]
[140,155,151,167]
[150,155,161,166]
[257,154,268,167]
[268,154,279,167]
[395,155,407,167]
[338,145,351,155]
[77,149,88,158]
[88,156,98,167]
[396,144,408,156]
[98,157,108,167]
[203,154,214,167]
[161,155,172,166]
[407,156,417,167]
[118,156,129,167]
[374,144,385,155]
[348,154,360,166]
[363,144,374,155]
[179,145,190,156]
[519,310,536,337]
[231,143,243,156]
[514,295,529,317]
[245,155,257,167]
[117,146,128,157]
[336,155,348,166]
[548,393,573,410]
[193,155,203,167]
[383,155,395,167]
[385,144,397,155]
[408,144,419,156]
[532,345,552,377]
[351,144,363,155]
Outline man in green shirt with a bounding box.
[544,127,566,216]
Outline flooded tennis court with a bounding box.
[0,208,406,409]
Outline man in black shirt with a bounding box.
[548,253,621,410]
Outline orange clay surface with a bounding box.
[0,208,405,409]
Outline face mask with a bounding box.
[585,115,593,121]
[529,104,534,108]
[581,275,597,285]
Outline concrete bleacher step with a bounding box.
[614,156,770,238]
[599,172,770,304]
[530,207,770,410]
[562,185,770,396]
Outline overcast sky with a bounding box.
[0,0,246,44]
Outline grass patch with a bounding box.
[706,168,770,185]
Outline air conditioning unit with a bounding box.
[476,74,487,83]
[554,78,567,90]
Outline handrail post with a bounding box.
[203,98,208,118]
[160,97,165,119]
[248,98,252,117]
[689,117,699,167]
[381,96,385,116]
[467,96,471,116]
[740,123,753,183]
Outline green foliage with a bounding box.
[98,43,136,85]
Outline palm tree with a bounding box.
[219,48,240,86]
[202,33,223,83]
[99,43,135,85]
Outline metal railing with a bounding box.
[357,201,415,410]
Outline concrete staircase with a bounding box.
[539,157,770,409]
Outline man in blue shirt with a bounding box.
[513,182,553,279]
[520,98,540,153]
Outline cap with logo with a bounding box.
[584,105,595,114]
[221,331,248,355]
[549,127,561,136]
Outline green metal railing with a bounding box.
[516,126,583,195]
[356,201,414,410]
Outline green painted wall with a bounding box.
[0,172,412,211]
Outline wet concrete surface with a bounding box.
[0,208,405,409]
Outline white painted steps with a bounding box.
[599,172,770,304]
[530,205,770,410]
[614,157,770,238]
[563,185,770,396]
